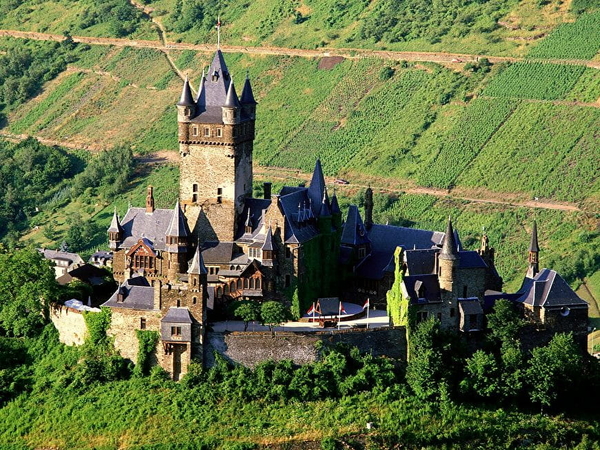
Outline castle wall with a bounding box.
[204,327,407,368]
[50,304,88,346]
[108,308,162,363]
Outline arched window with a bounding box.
[237,279,242,289]
[224,284,229,295]
[249,278,255,289]
[256,278,261,289]
[192,296,197,305]
[244,278,249,289]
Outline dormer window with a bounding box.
[358,247,366,259]
[212,70,219,81]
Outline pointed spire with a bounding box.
[188,245,207,275]
[261,227,274,251]
[108,208,122,233]
[196,70,206,105]
[240,73,257,104]
[308,159,326,213]
[177,76,195,107]
[440,216,459,260]
[529,220,539,252]
[224,80,241,107]
[166,200,189,238]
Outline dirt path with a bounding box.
[1,29,599,70]
[254,165,583,213]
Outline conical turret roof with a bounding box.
[187,246,207,275]
[308,159,326,214]
[330,193,340,215]
[261,227,274,251]
[529,221,539,252]
[224,80,241,108]
[177,77,195,107]
[196,70,206,106]
[240,74,257,104]
[319,191,331,217]
[439,217,459,260]
[108,209,122,233]
[166,200,189,237]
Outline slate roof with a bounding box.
[187,246,207,275]
[440,218,459,260]
[162,307,193,324]
[108,210,122,233]
[262,227,274,251]
[203,50,231,107]
[368,224,444,252]
[529,221,540,252]
[405,249,438,275]
[240,75,257,105]
[341,205,371,247]
[307,159,326,215]
[277,187,321,244]
[355,251,394,280]
[458,251,488,269]
[459,299,484,315]
[403,274,441,304]
[224,80,241,108]
[515,268,588,310]
[38,248,84,265]
[166,201,189,238]
[235,198,271,240]
[177,77,195,107]
[103,277,155,310]
[119,207,176,251]
[202,242,240,264]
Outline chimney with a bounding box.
[153,279,162,311]
[146,186,155,213]
[263,182,272,199]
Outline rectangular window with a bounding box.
[140,318,146,330]
[416,311,428,323]
[358,247,366,258]
[192,126,198,136]
[216,128,223,137]
[203,127,210,137]
[285,247,291,258]
[171,326,182,337]
[217,187,222,204]
[463,286,468,298]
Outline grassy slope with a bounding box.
[3,32,598,291]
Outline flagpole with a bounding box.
[312,302,315,324]
[338,301,341,330]
[366,298,370,329]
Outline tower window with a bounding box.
[176,299,181,307]
[192,296,197,304]
[184,107,190,116]
[217,188,222,204]
[204,127,210,137]
[140,318,146,330]
[192,126,198,136]
[285,247,291,259]
[193,183,198,192]
[192,194,197,203]
[216,128,223,137]
[463,286,468,298]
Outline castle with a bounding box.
[97,49,588,379]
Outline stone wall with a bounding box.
[108,308,162,363]
[50,304,89,346]
[204,327,407,368]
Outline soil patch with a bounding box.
[318,56,345,70]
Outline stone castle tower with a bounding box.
[177,51,257,242]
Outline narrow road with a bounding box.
[1,29,599,70]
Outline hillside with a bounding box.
[0,2,598,293]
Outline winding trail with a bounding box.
[1,28,599,70]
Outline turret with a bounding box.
[261,227,274,265]
[527,221,540,278]
[145,186,155,214]
[166,200,190,280]
[187,245,207,292]
[438,217,460,293]
[364,186,374,231]
[108,209,123,251]
[222,80,241,125]
[240,73,257,120]
[177,77,195,122]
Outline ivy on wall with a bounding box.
[134,330,159,376]
[83,307,112,348]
